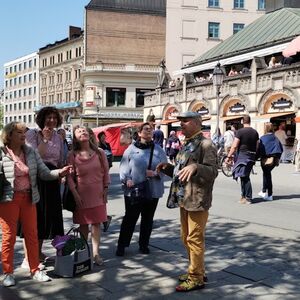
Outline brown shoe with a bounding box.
[239,197,251,204]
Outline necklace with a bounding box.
[78,150,93,157]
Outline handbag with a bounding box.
[62,184,76,212]
[53,227,93,278]
[62,152,77,212]
[129,144,154,204]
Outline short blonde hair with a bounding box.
[1,122,27,146]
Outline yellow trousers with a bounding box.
[180,208,208,284]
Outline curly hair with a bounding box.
[35,106,62,129]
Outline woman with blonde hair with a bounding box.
[0,122,70,286]
[257,123,283,201]
[67,126,110,265]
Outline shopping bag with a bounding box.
[53,228,93,277]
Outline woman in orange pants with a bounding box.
[0,122,70,287]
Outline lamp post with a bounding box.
[212,62,224,148]
[95,92,101,127]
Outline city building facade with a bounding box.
[3,52,39,128]
[38,26,84,125]
[81,0,166,127]
[145,6,300,161]
[166,0,266,77]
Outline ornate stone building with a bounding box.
[145,6,300,158]
[81,0,166,127]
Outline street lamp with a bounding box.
[212,62,225,148]
[96,92,101,127]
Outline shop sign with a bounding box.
[271,98,293,109]
[196,106,209,116]
[85,101,95,107]
[229,103,245,113]
[99,111,143,119]
[166,107,179,119]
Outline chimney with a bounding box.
[266,0,300,13]
[69,26,82,40]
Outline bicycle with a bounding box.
[217,146,233,177]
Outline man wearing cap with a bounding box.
[156,111,218,292]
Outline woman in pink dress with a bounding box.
[67,126,110,265]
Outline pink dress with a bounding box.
[67,150,110,225]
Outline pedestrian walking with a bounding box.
[275,122,288,163]
[24,107,65,264]
[0,122,70,287]
[116,122,167,256]
[294,138,300,173]
[153,124,164,148]
[223,125,235,154]
[165,130,181,164]
[226,115,259,204]
[257,123,283,201]
[67,126,110,266]
[156,112,218,292]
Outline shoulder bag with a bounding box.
[129,144,155,204]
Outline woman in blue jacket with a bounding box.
[116,122,167,256]
[257,123,283,201]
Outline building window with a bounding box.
[50,56,55,65]
[24,102,27,110]
[28,87,32,95]
[65,71,71,81]
[42,58,47,67]
[136,89,153,107]
[106,88,126,107]
[258,0,265,10]
[234,0,244,9]
[29,101,32,109]
[29,74,32,82]
[57,73,62,83]
[208,22,220,38]
[233,23,244,34]
[24,61,27,69]
[65,92,71,102]
[34,72,36,81]
[49,75,54,85]
[208,0,219,7]
[29,115,32,123]
[29,60,32,68]
[75,69,80,80]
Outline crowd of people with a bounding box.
[0,107,295,293]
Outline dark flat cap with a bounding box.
[177,111,202,119]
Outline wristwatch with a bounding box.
[43,139,48,144]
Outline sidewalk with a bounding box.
[1,162,300,299]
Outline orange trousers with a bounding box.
[180,208,208,284]
[0,192,39,274]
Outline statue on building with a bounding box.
[157,58,168,88]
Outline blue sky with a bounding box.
[0,0,90,88]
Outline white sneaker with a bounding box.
[32,270,51,282]
[21,259,45,271]
[258,191,266,198]
[3,273,15,287]
[264,195,273,201]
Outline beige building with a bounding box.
[81,0,166,127]
[3,52,39,128]
[166,0,266,77]
[38,26,84,123]
[145,6,300,161]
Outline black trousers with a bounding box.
[117,196,159,249]
[262,164,275,196]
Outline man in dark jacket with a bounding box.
[157,112,218,292]
[153,125,164,148]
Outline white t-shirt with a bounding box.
[223,130,235,148]
[275,129,287,145]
